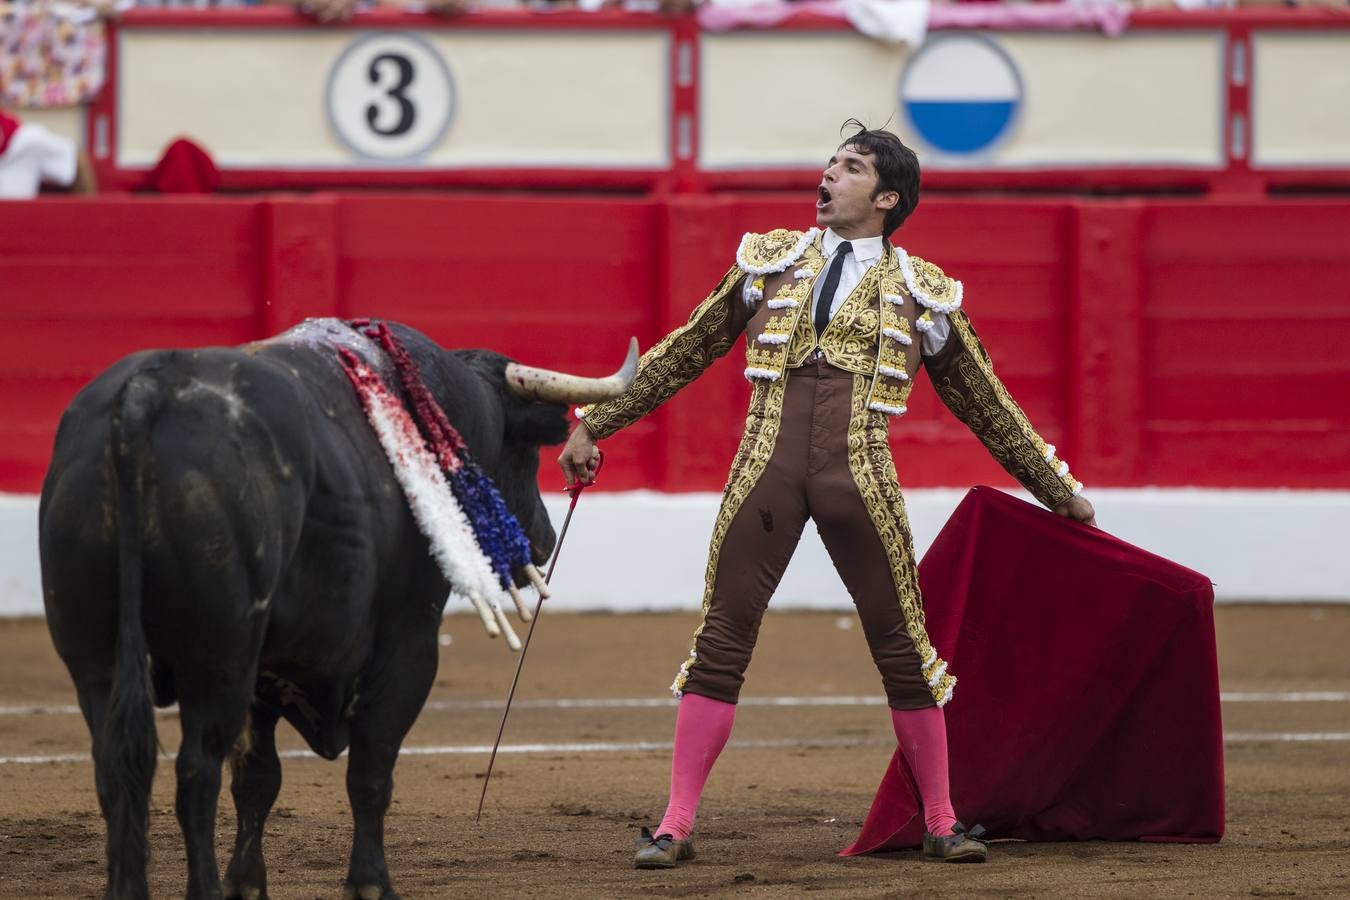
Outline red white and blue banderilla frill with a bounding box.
[337,320,548,651]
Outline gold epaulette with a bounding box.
[900,252,964,314]
[735,228,821,276]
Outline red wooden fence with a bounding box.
[3,193,1347,494]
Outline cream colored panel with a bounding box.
[17,107,84,145]
[1252,33,1350,166]
[700,31,1223,169]
[701,34,906,169]
[119,31,348,166]
[422,32,667,166]
[991,32,1222,167]
[118,30,667,167]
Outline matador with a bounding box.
[559,121,1097,869]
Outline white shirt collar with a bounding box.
[822,228,884,264]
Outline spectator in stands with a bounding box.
[128,0,260,7]
[120,0,468,22]
[0,106,96,198]
[283,0,471,23]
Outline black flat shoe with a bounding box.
[922,822,989,863]
[633,826,697,869]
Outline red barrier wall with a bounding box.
[3,194,1348,495]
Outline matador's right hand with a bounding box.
[558,421,602,486]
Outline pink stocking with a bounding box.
[890,706,959,837]
[655,693,736,840]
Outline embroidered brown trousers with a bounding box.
[680,357,937,710]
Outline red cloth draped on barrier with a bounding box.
[841,486,1224,856]
[146,138,220,194]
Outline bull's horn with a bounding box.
[505,337,639,405]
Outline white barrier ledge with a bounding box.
[5,488,1348,617]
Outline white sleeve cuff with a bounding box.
[919,311,951,357]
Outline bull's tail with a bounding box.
[100,370,162,900]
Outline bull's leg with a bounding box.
[342,620,439,900]
[175,678,255,900]
[47,577,132,898]
[72,677,136,900]
[223,705,282,900]
[342,731,400,900]
[68,653,156,900]
[72,680,112,816]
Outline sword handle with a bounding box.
[564,448,604,500]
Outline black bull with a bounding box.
[38,319,632,900]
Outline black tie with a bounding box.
[814,241,853,337]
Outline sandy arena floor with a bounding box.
[1,606,1348,899]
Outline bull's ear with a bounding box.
[455,348,509,382]
[505,403,570,446]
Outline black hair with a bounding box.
[837,118,921,236]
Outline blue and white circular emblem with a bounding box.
[900,35,1022,157]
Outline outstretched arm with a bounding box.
[558,265,752,484]
[924,309,1095,525]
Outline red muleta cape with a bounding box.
[842,486,1225,855]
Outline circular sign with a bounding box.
[327,32,455,162]
[900,34,1022,157]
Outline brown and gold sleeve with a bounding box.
[923,309,1083,509]
[578,265,752,440]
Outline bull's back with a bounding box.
[40,348,317,676]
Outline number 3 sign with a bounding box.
[327,33,455,162]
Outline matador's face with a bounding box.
[815,146,896,238]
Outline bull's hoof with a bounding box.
[342,884,399,900]
[222,877,267,900]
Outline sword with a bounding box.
[475,451,603,822]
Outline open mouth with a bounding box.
[817,185,832,208]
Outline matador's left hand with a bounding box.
[1054,495,1097,528]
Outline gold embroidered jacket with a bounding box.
[580,228,1082,509]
